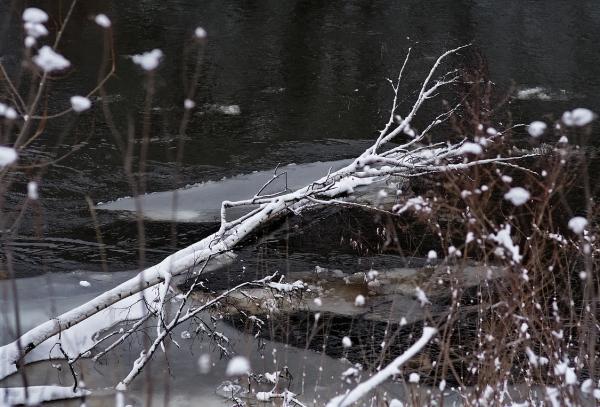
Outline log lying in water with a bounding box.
[195,262,503,326]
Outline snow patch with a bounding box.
[516,87,551,101]
[256,391,274,401]
[216,104,241,115]
[0,385,89,405]
[0,284,149,380]
[267,280,305,292]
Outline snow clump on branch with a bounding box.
[94,14,111,28]
[354,294,365,306]
[562,108,595,127]
[22,7,48,23]
[22,8,49,47]
[489,225,522,264]
[24,22,48,39]
[504,187,531,206]
[132,49,164,71]
[267,280,305,292]
[568,216,588,235]
[0,103,18,120]
[393,196,431,214]
[195,26,207,39]
[458,141,483,156]
[33,46,71,72]
[184,99,195,109]
[342,337,352,348]
[527,121,547,137]
[415,287,430,306]
[27,181,39,200]
[70,96,92,112]
[0,146,18,167]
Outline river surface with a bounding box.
[1,1,600,404]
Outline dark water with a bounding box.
[1,0,600,275]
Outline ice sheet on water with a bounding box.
[97,159,352,222]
